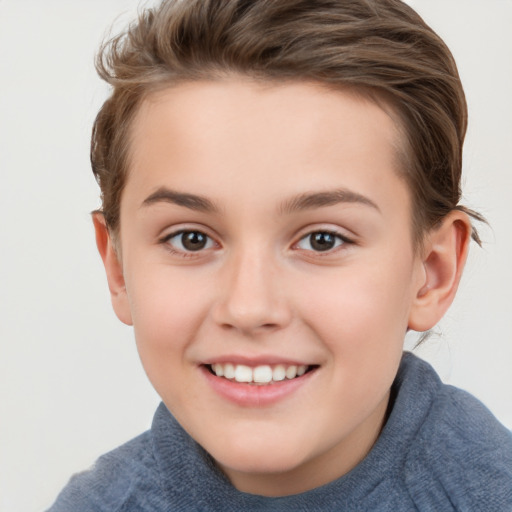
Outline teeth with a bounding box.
[210,363,310,384]
[272,365,286,381]
[285,365,297,379]
[234,365,252,383]
[253,365,273,383]
[224,363,235,379]
[212,363,224,377]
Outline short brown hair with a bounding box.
[92,0,483,245]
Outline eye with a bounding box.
[163,230,215,253]
[296,231,347,252]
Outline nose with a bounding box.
[211,248,292,336]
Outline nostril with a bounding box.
[219,322,279,334]
[211,291,292,334]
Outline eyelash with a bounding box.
[294,230,353,254]
[159,228,353,258]
[160,229,217,257]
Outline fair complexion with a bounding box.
[94,80,470,496]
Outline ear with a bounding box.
[408,210,472,332]
[92,213,133,326]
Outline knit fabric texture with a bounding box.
[47,352,512,511]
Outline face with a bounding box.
[114,80,426,496]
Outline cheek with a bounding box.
[296,262,414,420]
[125,269,212,387]
[296,257,416,355]
[128,265,209,333]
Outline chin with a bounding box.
[205,431,310,475]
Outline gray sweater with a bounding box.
[48,353,512,511]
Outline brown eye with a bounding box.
[310,232,336,251]
[165,230,214,252]
[297,231,345,252]
[181,231,207,251]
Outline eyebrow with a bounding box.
[142,187,218,213]
[280,189,380,215]
[141,186,379,215]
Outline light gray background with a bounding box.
[0,1,511,510]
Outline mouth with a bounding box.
[205,363,317,385]
[200,360,319,406]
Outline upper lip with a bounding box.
[200,354,316,367]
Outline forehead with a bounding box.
[131,79,403,153]
[124,79,410,222]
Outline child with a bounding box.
[48,0,512,510]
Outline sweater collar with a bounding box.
[150,352,440,510]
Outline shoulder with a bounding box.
[401,356,512,510]
[47,431,166,512]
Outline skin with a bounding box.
[94,79,471,496]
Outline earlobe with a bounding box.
[92,213,133,326]
[408,211,472,332]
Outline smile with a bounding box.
[200,360,319,407]
[207,363,310,385]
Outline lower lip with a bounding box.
[200,366,316,407]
